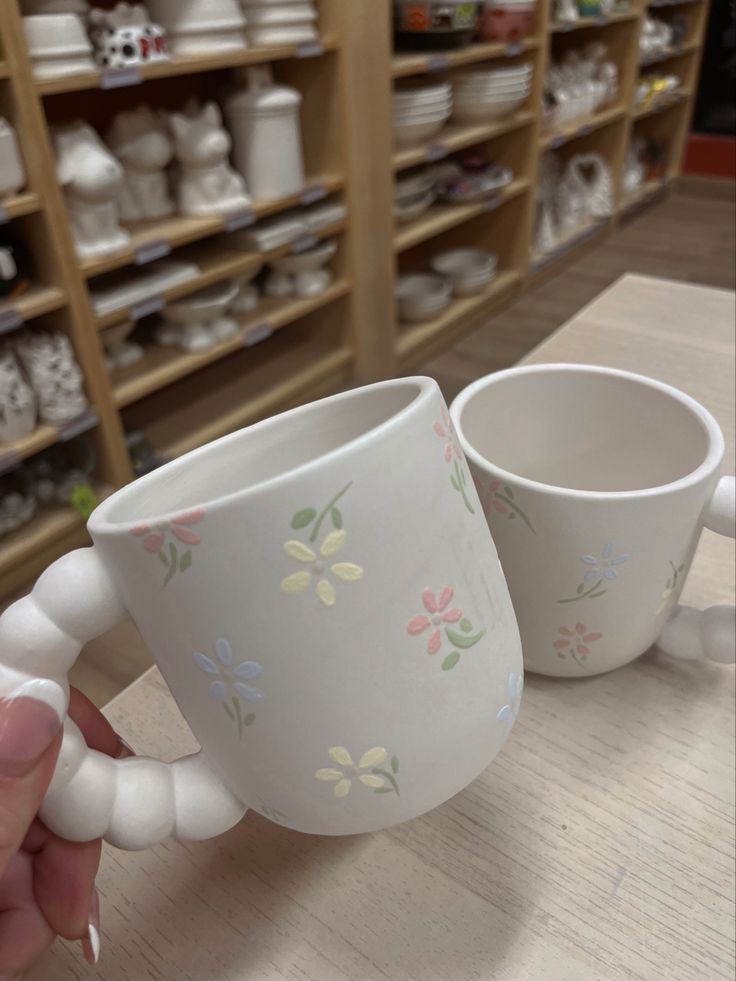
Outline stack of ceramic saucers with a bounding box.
[394,169,437,223]
[241,1,319,47]
[396,273,452,322]
[452,63,533,121]
[393,80,453,147]
[430,248,498,296]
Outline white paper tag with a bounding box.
[549,134,566,149]
[301,183,328,206]
[224,208,256,232]
[427,54,449,72]
[100,66,142,90]
[426,144,448,163]
[505,42,522,56]
[130,294,165,320]
[292,234,319,254]
[243,322,273,347]
[0,308,23,335]
[59,409,99,442]
[135,240,171,265]
[296,41,324,59]
[0,450,20,478]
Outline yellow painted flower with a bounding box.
[315,746,390,797]
[280,530,363,607]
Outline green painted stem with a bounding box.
[162,543,178,588]
[309,482,353,542]
[495,494,535,533]
[373,768,400,795]
[558,578,605,604]
[233,697,243,741]
[453,460,475,514]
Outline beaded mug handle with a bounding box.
[0,548,246,850]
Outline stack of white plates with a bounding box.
[241,1,319,47]
[393,81,453,148]
[394,168,437,223]
[396,273,452,323]
[430,248,498,296]
[452,63,533,122]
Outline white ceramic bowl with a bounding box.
[453,94,527,121]
[167,280,240,325]
[431,248,497,279]
[394,106,452,125]
[247,24,317,44]
[149,0,245,31]
[23,13,92,56]
[394,95,453,113]
[395,190,436,224]
[242,5,317,25]
[393,116,448,147]
[271,237,337,274]
[394,82,452,105]
[455,64,533,82]
[396,274,452,322]
[395,169,436,201]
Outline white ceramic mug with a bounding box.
[451,364,735,677]
[0,378,522,849]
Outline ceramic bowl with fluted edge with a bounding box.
[270,238,337,274]
[166,279,240,326]
[397,273,452,322]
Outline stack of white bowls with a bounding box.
[241,1,319,46]
[396,273,452,323]
[393,81,453,148]
[452,63,533,122]
[430,248,498,296]
[148,0,247,55]
[394,169,437,224]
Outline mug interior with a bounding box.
[455,366,720,493]
[94,379,427,527]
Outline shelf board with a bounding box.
[639,40,698,66]
[540,104,626,151]
[95,218,347,329]
[0,191,41,222]
[618,179,669,214]
[113,279,350,407]
[550,9,639,32]
[531,217,611,274]
[138,336,353,461]
[35,36,340,96]
[632,88,691,120]
[81,174,344,280]
[0,505,86,581]
[391,37,538,79]
[397,268,521,362]
[0,61,9,79]
[394,177,529,252]
[0,283,66,329]
[648,0,702,7]
[0,423,59,471]
[393,110,535,172]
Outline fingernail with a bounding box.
[0,679,65,778]
[82,888,101,966]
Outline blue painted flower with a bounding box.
[193,638,264,703]
[497,672,523,735]
[580,542,628,583]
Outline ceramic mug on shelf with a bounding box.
[0,378,522,849]
[451,364,735,677]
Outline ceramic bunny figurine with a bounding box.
[15,332,88,426]
[0,344,36,443]
[53,121,130,260]
[168,101,251,217]
[107,106,175,221]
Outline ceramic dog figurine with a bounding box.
[53,121,130,260]
[107,106,175,221]
[168,101,251,217]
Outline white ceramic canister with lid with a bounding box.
[224,65,305,201]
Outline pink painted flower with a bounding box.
[433,407,462,464]
[170,509,205,545]
[407,586,463,655]
[130,509,205,585]
[554,623,603,665]
[481,479,509,516]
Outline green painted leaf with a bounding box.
[509,512,516,519]
[665,578,672,589]
[445,626,485,649]
[331,506,343,529]
[391,755,399,774]
[244,713,256,726]
[588,590,607,599]
[460,617,473,633]
[677,564,685,572]
[159,549,169,567]
[504,485,514,499]
[450,474,460,491]
[223,703,236,721]
[576,583,584,594]
[374,786,393,794]
[179,550,192,572]
[459,466,467,486]
[291,508,317,530]
[442,651,461,671]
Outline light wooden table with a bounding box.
[32,275,735,981]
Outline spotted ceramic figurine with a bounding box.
[89,3,168,70]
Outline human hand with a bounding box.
[0,685,132,978]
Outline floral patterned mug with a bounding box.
[0,378,522,849]
[451,364,735,677]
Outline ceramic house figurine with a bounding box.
[53,121,130,260]
[89,3,169,70]
[0,119,26,198]
[102,320,144,372]
[107,106,175,221]
[168,101,250,216]
[0,344,36,443]
[15,331,88,426]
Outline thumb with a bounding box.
[0,681,65,873]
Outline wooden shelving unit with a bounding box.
[0,0,711,596]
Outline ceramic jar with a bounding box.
[0,119,27,198]
[224,65,305,201]
[22,13,95,79]
[148,0,247,55]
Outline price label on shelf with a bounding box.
[505,42,522,56]
[296,40,324,59]
[301,183,328,206]
[292,233,319,254]
[242,322,273,348]
[426,54,449,72]
[59,409,99,443]
[549,135,565,149]
[100,66,142,90]
[135,239,171,265]
[130,294,165,321]
[426,144,448,163]
[224,208,256,232]
[0,450,21,478]
[0,307,23,335]
[577,124,592,137]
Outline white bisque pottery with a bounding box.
[0,119,27,198]
[22,13,95,79]
[148,0,247,54]
[0,344,37,442]
[107,106,175,222]
[451,364,736,677]
[0,378,523,849]
[53,121,131,260]
[224,65,305,201]
[15,331,88,426]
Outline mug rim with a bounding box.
[450,363,725,500]
[90,376,437,535]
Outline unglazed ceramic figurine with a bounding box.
[0,345,36,443]
[0,378,523,849]
[168,101,251,217]
[155,280,239,352]
[107,106,175,222]
[53,121,130,260]
[103,320,144,372]
[89,3,168,70]
[452,365,736,677]
[15,331,88,425]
